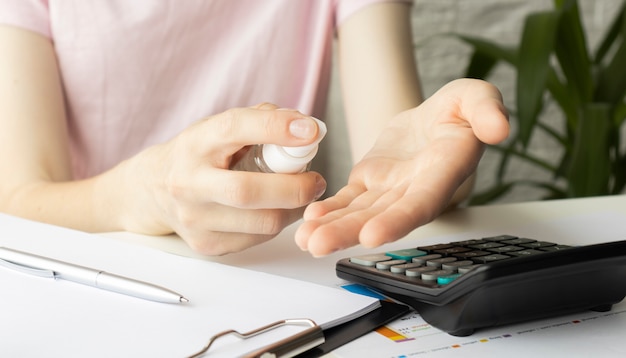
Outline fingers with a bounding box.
[164,167,324,255]
[297,141,470,256]
[295,79,509,258]
[357,190,440,247]
[297,184,427,257]
[252,102,280,110]
[199,107,323,156]
[153,104,329,256]
[169,168,326,209]
[177,206,305,256]
[296,187,382,256]
[302,185,364,220]
[199,206,305,234]
[185,231,276,256]
[296,186,444,257]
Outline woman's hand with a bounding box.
[295,79,509,257]
[123,104,326,255]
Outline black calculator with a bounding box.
[336,235,626,336]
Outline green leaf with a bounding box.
[545,68,578,133]
[520,181,567,199]
[488,144,558,173]
[595,35,626,104]
[554,0,593,103]
[566,103,612,196]
[468,183,514,206]
[594,1,626,64]
[613,152,626,194]
[516,11,561,147]
[594,3,626,103]
[615,101,626,128]
[490,141,514,182]
[455,35,518,66]
[612,101,626,193]
[464,50,498,79]
[447,1,626,205]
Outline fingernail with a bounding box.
[289,118,317,139]
[314,176,327,200]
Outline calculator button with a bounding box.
[434,246,472,256]
[469,242,505,250]
[507,249,545,257]
[350,254,392,267]
[376,259,407,270]
[442,260,474,272]
[483,235,517,242]
[427,257,458,268]
[437,273,462,285]
[453,250,490,259]
[412,254,442,264]
[487,245,524,253]
[405,266,437,277]
[417,244,454,252]
[449,239,487,246]
[421,269,454,281]
[520,241,557,249]
[540,245,572,252]
[390,262,424,274]
[500,237,537,245]
[483,234,518,242]
[458,264,482,274]
[335,234,626,338]
[472,254,511,264]
[385,248,428,261]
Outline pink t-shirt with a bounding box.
[0,0,410,178]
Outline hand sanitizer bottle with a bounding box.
[231,118,327,174]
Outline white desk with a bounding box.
[5,195,624,357]
[103,194,626,286]
[103,195,626,357]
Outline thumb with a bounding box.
[456,79,510,145]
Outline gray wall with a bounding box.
[316,0,623,204]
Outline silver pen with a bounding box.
[0,246,188,304]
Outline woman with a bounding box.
[0,1,508,256]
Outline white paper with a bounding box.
[0,214,378,358]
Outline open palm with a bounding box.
[296,79,510,256]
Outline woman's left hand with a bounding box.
[295,79,510,257]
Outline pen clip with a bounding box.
[188,318,324,358]
[0,258,56,278]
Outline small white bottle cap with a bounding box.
[262,118,327,173]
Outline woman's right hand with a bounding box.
[121,104,327,255]
[1,25,323,256]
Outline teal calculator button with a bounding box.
[385,248,427,261]
[437,273,462,285]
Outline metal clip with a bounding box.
[188,318,324,358]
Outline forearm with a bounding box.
[0,25,153,234]
[338,2,423,162]
[0,159,164,234]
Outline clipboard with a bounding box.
[187,300,411,357]
[295,300,411,358]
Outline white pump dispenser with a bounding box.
[231,118,327,174]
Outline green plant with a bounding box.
[454,0,626,204]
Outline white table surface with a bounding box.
[102,194,626,286]
[101,195,626,357]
